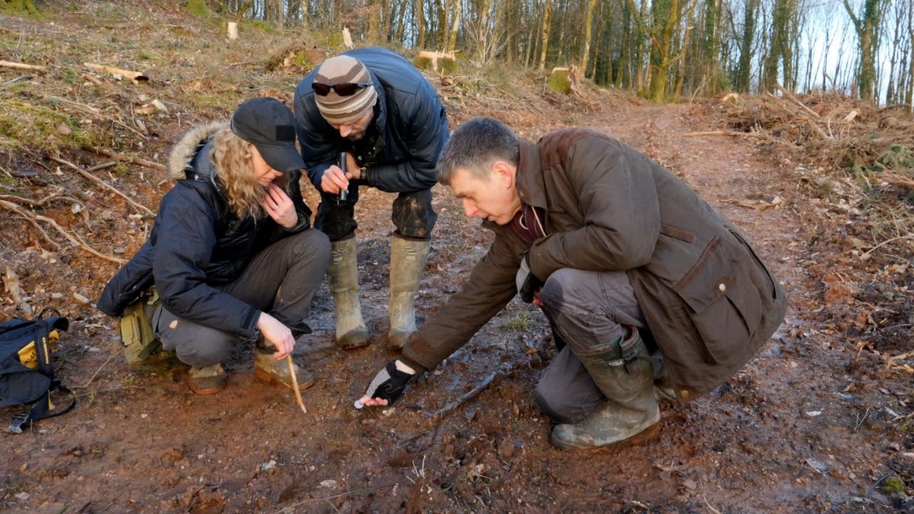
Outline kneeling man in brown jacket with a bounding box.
[357,117,787,450]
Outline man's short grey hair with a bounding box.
[437,117,520,185]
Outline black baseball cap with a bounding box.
[230,97,305,173]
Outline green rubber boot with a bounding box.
[551,328,660,450]
[387,237,429,350]
[327,238,369,349]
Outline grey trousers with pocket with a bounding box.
[533,269,654,424]
[154,229,331,368]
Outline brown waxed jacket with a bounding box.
[403,128,787,400]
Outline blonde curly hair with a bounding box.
[210,127,289,219]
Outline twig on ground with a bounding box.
[0,199,127,264]
[429,371,499,420]
[75,347,120,389]
[48,155,154,216]
[85,146,167,172]
[702,496,723,514]
[277,484,397,512]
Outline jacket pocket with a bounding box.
[672,236,763,366]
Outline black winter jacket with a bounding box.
[293,47,449,193]
[96,122,312,341]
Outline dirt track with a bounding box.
[1,4,913,513]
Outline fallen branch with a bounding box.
[429,371,499,420]
[0,60,46,72]
[684,131,755,138]
[775,84,820,118]
[42,95,101,115]
[85,146,167,172]
[860,235,914,259]
[48,155,155,216]
[0,199,127,265]
[83,62,149,82]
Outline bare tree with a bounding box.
[842,0,889,101]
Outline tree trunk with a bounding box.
[538,0,553,71]
[417,0,426,48]
[842,0,887,102]
[580,0,599,76]
[447,0,460,53]
[672,0,697,102]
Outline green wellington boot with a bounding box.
[551,328,661,450]
[387,237,430,349]
[327,238,369,349]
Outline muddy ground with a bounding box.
[1,2,913,513]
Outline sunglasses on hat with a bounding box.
[311,81,373,97]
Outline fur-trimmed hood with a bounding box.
[167,121,228,181]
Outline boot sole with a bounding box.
[551,419,661,451]
[188,377,227,396]
[336,329,370,350]
[254,367,315,391]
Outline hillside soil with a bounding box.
[1,3,913,513]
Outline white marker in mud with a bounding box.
[354,400,364,410]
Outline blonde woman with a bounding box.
[98,98,330,396]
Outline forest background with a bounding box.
[161,0,914,107]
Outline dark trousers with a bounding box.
[533,269,652,423]
[155,229,331,367]
[314,185,437,241]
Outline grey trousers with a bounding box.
[533,269,650,424]
[155,229,331,367]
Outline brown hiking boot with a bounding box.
[254,351,315,391]
[188,364,227,395]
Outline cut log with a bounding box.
[0,60,46,72]
[417,51,456,72]
[84,62,149,83]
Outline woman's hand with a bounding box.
[257,312,295,359]
[262,184,297,228]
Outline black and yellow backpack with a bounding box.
[0,309,76,434]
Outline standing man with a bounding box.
[359,118,787,450]
[293,47,449,350]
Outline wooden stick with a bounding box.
[287,355,307,415]
[85,146,167,172]
[48,156,155,216]
[0,60,46,72]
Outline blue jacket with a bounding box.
[293,47,449,193]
